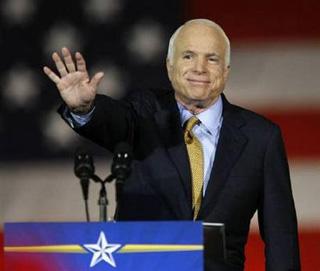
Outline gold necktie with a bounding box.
[184,116,204,220]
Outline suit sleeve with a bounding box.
[258,125,301,271]
[58,94,136,152]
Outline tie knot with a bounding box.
[184,116,200,144]
[185,116,200,131]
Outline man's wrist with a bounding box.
[69,102,94,115]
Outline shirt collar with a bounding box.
[177,95,223,134]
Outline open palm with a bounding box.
[43,47,104,113]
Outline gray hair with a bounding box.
[167,19,231,67]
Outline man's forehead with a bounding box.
[176,24,224,45]
[175,28,225,53]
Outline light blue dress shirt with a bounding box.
[177,96,223,195]
[67,95,223,195]
[64,108,95,128]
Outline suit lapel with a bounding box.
[154,91,193,219]
[199,95,248,219]
[152,91,248,220]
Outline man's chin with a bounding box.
[188,92,210,104]
[189,94,220,109]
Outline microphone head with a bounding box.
[112,142,132,181]
[74,148,95,179]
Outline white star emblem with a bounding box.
[83,231,121,268]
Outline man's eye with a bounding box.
[209,57,219,63]
[183,54,192,60]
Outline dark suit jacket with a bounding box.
[60,89,300,271]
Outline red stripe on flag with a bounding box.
[262,110,320,159]
[246,231,320,270]
[185,0,320,40]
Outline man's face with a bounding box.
[167,23,230,109]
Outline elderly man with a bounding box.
[44,19,300,270]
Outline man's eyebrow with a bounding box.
[181,50,195,54]
[206,53,220,58]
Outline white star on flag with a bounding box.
[84,231,121,268]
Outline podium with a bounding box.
[4,222,206,271]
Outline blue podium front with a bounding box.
[4,222,203,271]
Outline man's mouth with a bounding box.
[187,78,210,85]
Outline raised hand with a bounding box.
[43,47,104,114]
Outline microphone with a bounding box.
[111,142,133,182]
[74,148,95,201]
[111,143,132,218]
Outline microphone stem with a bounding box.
[80,178,89,201]
[98,183,108,222]
[84,200,90,222]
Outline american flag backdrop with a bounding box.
[1,0,320,270]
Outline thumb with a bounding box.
[89,72,104,89]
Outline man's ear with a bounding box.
[223,65,230,81]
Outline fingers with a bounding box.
[62,47,76,72]
[52,52,68,77]
[51,47,77,77]
[75,52,87,73]
[45,48,91,90]
[43,66,60,84]
[89,72,104,89]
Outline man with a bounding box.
[44,19,300,270]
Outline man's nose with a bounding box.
[193,58,207,73]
